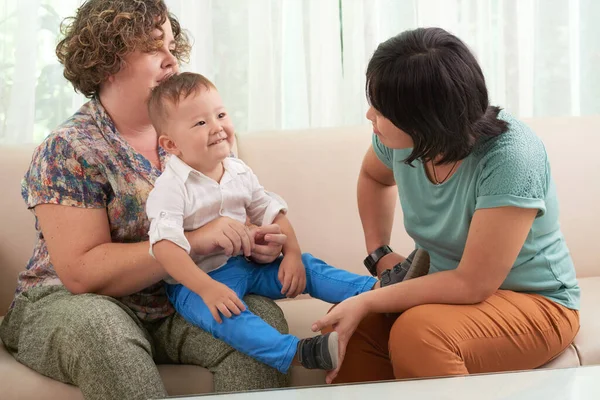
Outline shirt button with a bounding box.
[160,212,166,217]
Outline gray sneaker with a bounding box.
[380,248,430,288]
[297,332,339,370]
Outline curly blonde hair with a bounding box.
[56,0,191,98]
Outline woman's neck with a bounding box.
[99,91,155,140]
[424,156,462,185]
[98,91,160,166]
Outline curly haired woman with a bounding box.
[0,1,289,399]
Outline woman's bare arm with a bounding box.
[36,204,166,296]
[36,203,254,297]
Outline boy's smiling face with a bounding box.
[160,87,235,172]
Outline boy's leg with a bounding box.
[247,253,377,303]
[165,276,299,374]
[213,256,341,371]
[150,294,290,392]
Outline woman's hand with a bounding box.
[187,217,255,257]
[186,217,286,262]
[249,223,287,264]
[311,295,370,384]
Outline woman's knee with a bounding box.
[243,295,288,334]
[389,305,458,378]
[45,294,152,354]
[11,292,156,385]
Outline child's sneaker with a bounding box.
[380,248,430,288]
[297,332,339,370]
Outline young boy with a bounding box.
[145,72,425,374]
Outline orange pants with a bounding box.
[327,290,579,383]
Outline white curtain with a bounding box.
[0,0,87,144]
[1,0,598,144]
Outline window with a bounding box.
[1,0,598,144]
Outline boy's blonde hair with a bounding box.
[148,72,215,135]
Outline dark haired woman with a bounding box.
[313,27,580,385]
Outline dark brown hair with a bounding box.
[148,72,215,134]
[56,0,191,98]
[366,27,508,165]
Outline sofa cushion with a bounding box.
[0,339,83,400]
[0,145,37,314]
[539,344,580,369]
[572,277,600,365]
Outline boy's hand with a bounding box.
[278,253,307,298]
[189,217,255,257]
[248,223,287,264]
[200,280,246,323]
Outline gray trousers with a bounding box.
[0,285,289,399]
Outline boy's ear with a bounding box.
[158,134,180,156]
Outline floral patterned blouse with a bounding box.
[15,98,172,321]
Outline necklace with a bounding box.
[431,160,459,185]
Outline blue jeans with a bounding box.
[166,253,377,373]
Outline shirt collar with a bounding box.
[168,155,197,181]
[223,157,247,175]
[167,155,246,182]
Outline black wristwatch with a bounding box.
[363,245,393,276]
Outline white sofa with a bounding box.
[1,116,599,398]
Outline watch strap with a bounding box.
[363,245,393,276]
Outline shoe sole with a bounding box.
[403,249,430,281]
[328,331,339,370]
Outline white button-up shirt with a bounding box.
[146,155,288,280]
